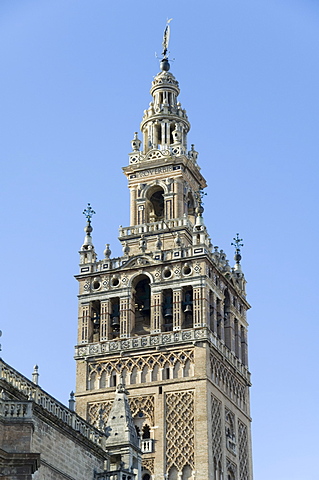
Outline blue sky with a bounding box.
[1,1,319,479]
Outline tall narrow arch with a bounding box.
[146,185,165,222]
[133,275,151,335]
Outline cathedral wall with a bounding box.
[31,411,105,480]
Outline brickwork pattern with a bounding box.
[165,391,194,473]
[210,352,247,411]
[88,395,155,428]
[211,395,222,464]
[238,420,249,480]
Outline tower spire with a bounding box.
[79,203,96,264]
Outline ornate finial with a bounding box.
[104,243,111,258]
[83,203,96,223]
[69,391,75,411]
[32,365,39,385]
[231,233,244,263]
[194,189,207,215]
[131,132,141,152]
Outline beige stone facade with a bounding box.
[75,55,253,480]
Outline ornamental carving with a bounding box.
[88,349,194,389]
[211,395,222,464]
[210,352,247,411]
[165,390,194,473]
[238,420,249,480]
[142,458,155,475]
[88,395,155,428]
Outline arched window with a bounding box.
[146,186,164,222]
[224,290,232,350]
[216,298,222,339]
[163,288,173,331]
[182,287,193,329]
[133,276,151,335]
[142,424,150,439]
[110,297,120,338]
[209,290,215,332]
[90,300,100,342]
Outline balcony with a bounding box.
[140,438,153,453]
[119,217,192,239]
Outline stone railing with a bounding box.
[0,399,32,419]
[119,217,192,238]
[96,470,133,480]
[75,328,250,383]
[140,438,153,453]
[0,359,107,449]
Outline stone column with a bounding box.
[193,287,201,327]
[161,121,166,148]
[175,180,184,219]
[79,304,90,343]
[100,300,110,341]
[202,286,210,328]
[151,291,163,333]
[130,187,137,226]
[164,194,174,220]
[173,288,182,330]
[120,296,132,338]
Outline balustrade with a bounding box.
[140,438,153,453]
[0,359,107,448]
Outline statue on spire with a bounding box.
[162,18,173,58]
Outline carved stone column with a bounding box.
[100,300,110,341]
[151,291,163,333]
[79,304,90,343]
[193,287,202,328]
[173,288,182,330]
[130,187,137,226]
[120,296,132,338]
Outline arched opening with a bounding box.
[182,287,193,329]
[227,468,235,480]
[163,288,173,331]
[146,186,164,222]
[209,290,215,332]
[182,465,193,480]
[133,276,151,335]
[110,297,120,338]
[234,319,240,358]
[213,458,218,480]
[224,290,232,349]
[216,298,222,339]
[225,410,236,453]
[142,424,150,439]
[168,466,178,480]
[90,300,100,342]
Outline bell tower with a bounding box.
[74,24,253,480]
